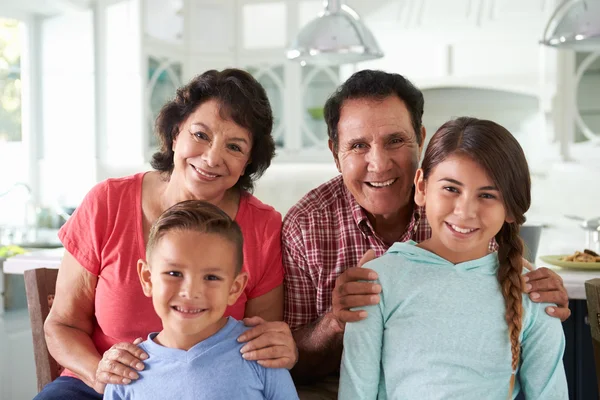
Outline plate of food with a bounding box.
[539,249,600,270]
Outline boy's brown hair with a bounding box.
[147,200,244,274]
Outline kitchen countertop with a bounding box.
[3,247,599,300]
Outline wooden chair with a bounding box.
[585,278,600,397]
[24,268,62,392]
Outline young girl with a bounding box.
[339,117,568,400]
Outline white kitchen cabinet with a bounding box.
[90,0,593,170]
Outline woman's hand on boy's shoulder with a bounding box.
[93,337,148,394]
[238,317,298,370]
[522,262,570,322]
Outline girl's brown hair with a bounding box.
[421,117,531,397]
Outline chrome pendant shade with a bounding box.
[286,0,384,65]
[541,0,600,50]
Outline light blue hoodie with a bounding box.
[339,241,568,400]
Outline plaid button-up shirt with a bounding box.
[282,175,432,330]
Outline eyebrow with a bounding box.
[346,131,410,144]
[438,178,498,191]
[190,122,250,145]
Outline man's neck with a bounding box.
[367,201,415,245]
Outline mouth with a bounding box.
[172,305,207,315]
[365,178,397,188]
[445,222,479,235]
[191,164,220,179]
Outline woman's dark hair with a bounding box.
[151,68,275,193]
[421,117,531,397]
[147,200,244,273]
[324,69,425,152]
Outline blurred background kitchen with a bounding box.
[0,0,599,398]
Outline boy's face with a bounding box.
[138,229,247,350]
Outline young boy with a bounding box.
[103,200,298,400]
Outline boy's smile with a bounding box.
[138,229,247,350]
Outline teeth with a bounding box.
[174,306,204,314]
[451,224,476,234]
[369,179,396,188]
[194,166,217,178]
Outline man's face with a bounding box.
[331,95,425,220]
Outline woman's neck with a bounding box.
[159,173,240,219]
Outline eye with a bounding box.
[389,137,404,145]
[351,143,368,150]
[227,143,242,152]
[205,275,222,281]
[191,131,209,141]
[167,271,183,278]
[480,193,497,200]
[443,186,459,194]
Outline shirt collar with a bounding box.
[343,183,424,241]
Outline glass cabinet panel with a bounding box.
[147,56,182,150]
[247,65,285,148]
[301,66,339,148]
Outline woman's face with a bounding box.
[172,99,253,202]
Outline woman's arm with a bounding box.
[245,285,283,321]
[518,302,569,399]
[44,251,146,393]
[44,251,102,387]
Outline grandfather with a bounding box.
[282,69,570,397]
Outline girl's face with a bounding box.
[414,154,511,264]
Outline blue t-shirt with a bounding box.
[340,241,568,400]
[104,317,298,400]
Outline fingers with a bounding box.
[335,293,380,310]
[528,288,569,308]
[336,267,378,287]
[335,309,368,323]
[357,249,377,268]
[96,342,147,385]
[256,358,296,369]
[337,281,381,296]
[238,322,298,370]
[242,345,293,362]
[522,258,535,272]
[525,276,564,294]
[241,316,266,328]
[524,267,562,285]
[238,321,289,342]
[240,331,291,354]
[545,305,571,322]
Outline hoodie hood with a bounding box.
[387,241,499,275]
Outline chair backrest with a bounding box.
[24,268,61,392]
[585,278,600,397]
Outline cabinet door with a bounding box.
[300,66,339,149]
[146,55,183,154]
[247,65,285,148]
[562,299,599,400]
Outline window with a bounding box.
[0,17,30,230]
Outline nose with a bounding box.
[454,195,478,220]
[202,142,223,168]
[179,277,202,299]
[366,145,392,173]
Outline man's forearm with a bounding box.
[290,312,344,383]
